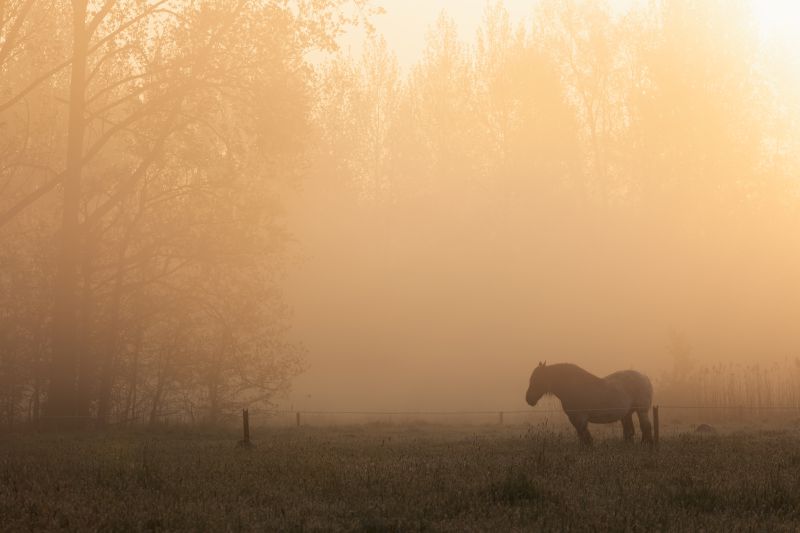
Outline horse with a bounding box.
[525,362,653,446]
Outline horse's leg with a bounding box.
[569,413,593,446]
[621,413,635,442]
[581,425,594,446]
[636,408,653,445]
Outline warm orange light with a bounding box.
[752,0,800,39]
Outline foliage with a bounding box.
[0,0,370,427]
[657,358,800,410]
[4,0,800,426]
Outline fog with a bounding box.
[284,158,800,411]
[2,0,800,427]
[283,0,800,411]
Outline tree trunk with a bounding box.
[98,218,137,426]
[149,372,165,426]
[207,328,231,426]
[96,289,122,425]
[46,0,88,428]
[123,326,142,426]
[75,252,96,424]
[149,351,170,426]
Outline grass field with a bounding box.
[2,422,800,531]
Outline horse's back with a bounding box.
[603,370,652,410]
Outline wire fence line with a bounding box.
[24,404,800,430]
[240,403,800,430]
[221,404,800,444]
[32,404,800,421]
[251,404,800,417]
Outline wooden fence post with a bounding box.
[239,409,251,448]
[296,411,301,427]
[653,405,659,448]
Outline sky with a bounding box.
[346,0,535,68]
[337,0,800,69]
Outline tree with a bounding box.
[316,34,401,201]
[0,0,373,427]
[626,0,765,213]
[476,1,581,208]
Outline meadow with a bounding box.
[2,421,800,532]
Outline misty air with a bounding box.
[2,1,800,530]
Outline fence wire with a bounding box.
[251,404,800,417]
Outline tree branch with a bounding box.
[86,0,116,39]
[0,175,62,229]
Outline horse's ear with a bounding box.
[538,361,546,368]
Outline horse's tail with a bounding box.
[622,370,653,411]
[638,372,653,410]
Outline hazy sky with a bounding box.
[339,0,800,69]
[353,0,534,68]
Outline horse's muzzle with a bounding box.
[525,391,538,406]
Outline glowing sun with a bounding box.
[752,0,800,43]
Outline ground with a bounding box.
[2,421,800,531]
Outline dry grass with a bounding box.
[2,423,800,531]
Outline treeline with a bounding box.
[0,0,376,428]
[319,0,800,214]
[307,0,800,395]
[3,0,800,428]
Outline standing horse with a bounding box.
[525,362,653,445]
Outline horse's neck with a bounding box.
[550,379,575,403]
[549,368,600,404]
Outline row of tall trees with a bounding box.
[321,0,798,218]
[0,0,374,427]
[4,0,800,424]
[305,0,800,397]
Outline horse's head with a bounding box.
[526,361,548,406]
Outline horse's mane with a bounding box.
[544,363,601,385]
